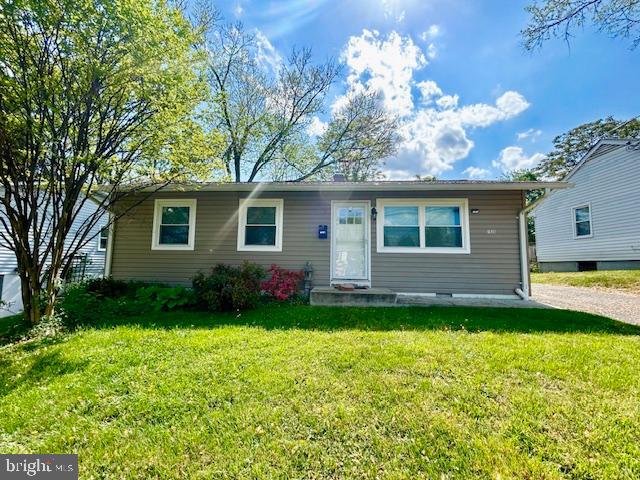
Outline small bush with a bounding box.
[262,265,304,301]
[84,277,130,298]
[23,314,67,341]
[193,262,265,312]
[136,285,196,312]
[60,284,148,327]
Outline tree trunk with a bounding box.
[42,268,60,318]
[20,270,41,326]
[234,150,242,182]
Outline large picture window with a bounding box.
[151,199,197,250]
[573,204,593,238]
[237,199,283,252]
[376,198,470,254]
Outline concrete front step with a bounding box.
[310,287,397,306]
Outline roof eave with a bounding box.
[126,181,571,193]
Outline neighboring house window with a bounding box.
[237,199,283,252]
[151,199,197,250]
[98,227,109,251]
[377,199,470,254]
[573,204,593,238]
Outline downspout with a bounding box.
[104,212,115,277]
[516,188,550,300]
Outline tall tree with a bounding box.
[535,117,640,178]
[206,23,397,182]
[503,169,541,243]
[522,0,640,50]
[0,0,222,324]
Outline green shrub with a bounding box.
[24,314,67,340]
[60,284,148,327]
[136,285,196,311]
[84,277,130,298]
[193,262,265,312]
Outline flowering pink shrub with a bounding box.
[262,264,304,301]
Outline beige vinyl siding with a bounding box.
[111,189,523,295]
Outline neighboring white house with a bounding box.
[0,194,108,317]
[533,138,640,272]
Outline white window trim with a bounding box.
[97,227,109,251]
[151,198,197,251]
[572,203,593,239]
[376,198,471,254]
[237,198,284,252]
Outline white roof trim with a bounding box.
[563,138,636,182]
[121,180,570,193]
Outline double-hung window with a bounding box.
[151,199,197,250]
[573,204,592,238]
[382,206,420,247]
[237,199,283,252]
[98,227,109,251]
[377,199,470,253]
[425,206,463,248]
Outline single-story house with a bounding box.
[533,138,640,272]
[106,179,568,302]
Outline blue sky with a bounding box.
[219,0,638,179]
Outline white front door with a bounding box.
[331,201,370,284]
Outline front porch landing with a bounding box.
[310,287,547,308]
[310,287,397,306]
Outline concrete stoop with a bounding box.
[310,287,548,308]
[310,287,397,306]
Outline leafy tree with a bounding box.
[503,169,541,242]
[536,117,640,178]
[0,0,222,324]
[206,23,398,182]
[522,0,640,50]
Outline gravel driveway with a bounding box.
[532,283,640,325]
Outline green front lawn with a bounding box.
[0,314,27,342]
[532,269,640,293]
[1,305,639,478]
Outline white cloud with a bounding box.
[336,30,531,178]
[436,94,459,110]
[382,0,406,22]
[517,128,542,141]
[254,30,282,74]
[426,43,438,59]
[462,166,491,179]
[420,25,441,41]
[456,91,530,128]
[340,29,427,117]
[381,169,416,180]
[234,3,244,17]
[307,116,328,137]
[492,146,545,171]
[416,80,442,103]
[387,110,474,176]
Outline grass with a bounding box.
[0,314,27,342]
[532,269,640,293]
[1,304,640,478]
